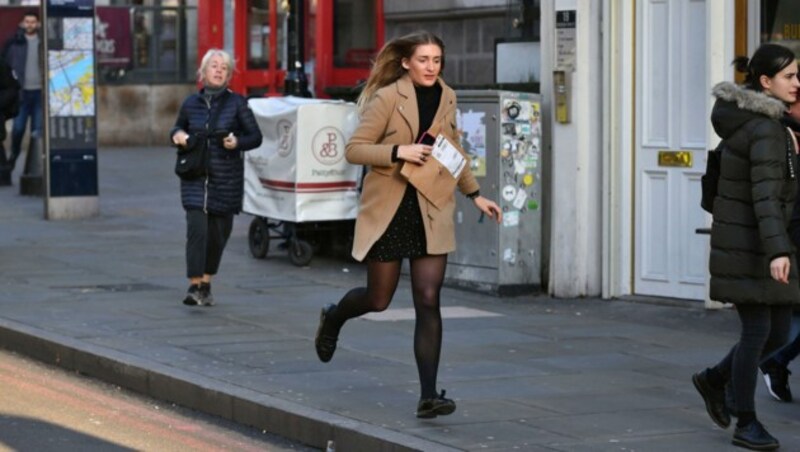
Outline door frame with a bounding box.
[604,0,739,301]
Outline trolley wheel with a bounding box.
[248,217,270,259]
[288,239,313,267]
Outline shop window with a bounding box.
[760,0,800,55]
[97,3,196,84]
[245,0,285,71]
[333,0,375,68]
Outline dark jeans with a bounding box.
[714,305,793,413]
[769,313,800,367]
[10,89,42,169]
[185,210,233,279]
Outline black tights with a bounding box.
[328,255,447,399]
[712,305,792,416]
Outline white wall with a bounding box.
[600,0,635,299]
[542,0,603,297]
[702,0,735,309]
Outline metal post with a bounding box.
[283,0,312,97]
[20,135,43,196]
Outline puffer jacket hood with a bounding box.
[711,82,787,139]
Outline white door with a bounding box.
[634,0,708,300]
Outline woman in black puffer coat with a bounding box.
[170,49,262,307]
[692,44,800,451]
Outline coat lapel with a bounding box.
[396,75,456,138]
[429,78,454,135]
[396,76,419,139]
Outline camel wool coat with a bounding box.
[346,75,480,261]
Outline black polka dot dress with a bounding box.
[366,83,443,262]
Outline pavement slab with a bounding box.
[0,147,798,451]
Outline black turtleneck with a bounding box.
[414,83,442,141]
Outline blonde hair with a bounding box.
[197,48,234,85]
[357,31,445,112]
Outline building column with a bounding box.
[600,0,635,299]
[542,0,603,297]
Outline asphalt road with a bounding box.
[0,349,319,451]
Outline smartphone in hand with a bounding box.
[417,132,436,146]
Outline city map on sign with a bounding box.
[63,18,94,50]
[48,50,95,117]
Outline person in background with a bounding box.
[759,91,800,404]
[170,49,262,306]
[313,31,502,418]
[692,43,800,451]
[0,58,19,186]
[2,11,42,174]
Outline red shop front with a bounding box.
[197,0,384,98]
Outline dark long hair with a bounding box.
[357,31,445,112]
[733,43,796,91]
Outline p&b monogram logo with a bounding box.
[312,127,345,166]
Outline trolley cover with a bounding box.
[244,97,361,222]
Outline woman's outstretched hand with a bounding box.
[397,144,432,165]
[770,256,790,284]
[473,196,502,223]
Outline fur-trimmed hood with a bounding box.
[711,81,788,139]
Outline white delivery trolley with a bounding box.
[244,97,361,266]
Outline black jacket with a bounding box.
[171,89,263,215]
[2,27,42,88]
[0,59,18,141]
[709,82,800,305]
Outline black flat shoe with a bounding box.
[732,420,779,451]
[692,369,730,429]
[416,390,456,419]
[315,304,338,363]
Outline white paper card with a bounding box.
[513,189,528,210]
[433,134,466,178]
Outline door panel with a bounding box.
[635,0,707,300]
[641,171,669,281]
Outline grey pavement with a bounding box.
[0,147,799,451]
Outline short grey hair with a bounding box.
[197,48,234,85]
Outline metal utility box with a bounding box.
[447,90,542,295]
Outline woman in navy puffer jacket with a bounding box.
[170,49,262,307]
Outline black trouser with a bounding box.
[713,304,793,413]
[185,209,233,279]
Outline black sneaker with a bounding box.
[761,361,792,402]
[314,304,338,363]
[692,369,731,428]
[183,284,203,306]
[732,419,779,451]
[416,390,456,419]
[199,282,214,307]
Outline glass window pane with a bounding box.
[134,10,153,69]
[156,8,179,79]
[97,5,195,84]
[247,0,269,69]
[760,0,800,55]
[333,0,375,68]
[185,5,196,80]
